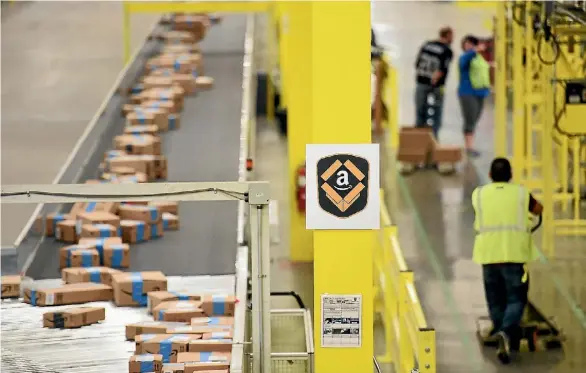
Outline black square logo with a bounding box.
[317,154,369,218]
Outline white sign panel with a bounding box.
[321,294,362,348]
[306,144,380,230]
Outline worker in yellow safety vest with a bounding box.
[472,157,543,365]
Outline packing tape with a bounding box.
[137,111,146,124]
[137,222,145,242]
[96,224,111,238]
[172,292,189,301]
[53,215,65,234]
[159,335,189,363]
[131,272,147,306]
[149,207,158,222]
[158,309,165,321]
[140,360,154,373]
[86,202,97,212]
[212,295,226,315]
[87,267,101,283]
[151,223,159,238]
[131,84,144,95]
[200,351,212,362]
[118,226,122,236]
[94,239,106,265]
[81,251,94,267]
[66,247,75,267]
[163,219,169,230]
[192,69,198,78]
[53,313,65,328]
[210,332,230,340]
[173,60,180,72]
[30,290,37,306]
[209,317,220,325]
[112,246,124,268]
[168,115,175,130]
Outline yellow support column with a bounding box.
[275,2,289,109]
[310,2,374,372]
[512,4,526,183]
[494,1,507,157]
[287,2,313,261]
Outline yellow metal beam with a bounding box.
[309,2,374,372]
[125,1,270,14]
[494,1,507,157]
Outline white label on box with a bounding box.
[135,354,155,362]
[169,326,192,333]
[45,293,55,306]
[174,301,196,309]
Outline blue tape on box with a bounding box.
[210,332,229,339]
[140,360,154,372]
[200,351,212,362]
[159,335,189,363]
[158,310,165,321]
[151,102,160,110]
[111,246,124,268]
[30,290,36,306]
[212,295,226,315]
[130,273,146,306]
[151,224,159,238]
[149,207,158,222]
[209,317,220,325]
[192,69,198,78]
[81,251,94,267]
[85,202,97,212]
[87,267,101,283]
[95,239,105,265]
[137,222,145,242]
[168,115,175,130]
[173,60,180,72]
[53,214,65,234]
[66,247,75,267]
[173,292,189,301]
[118,226,122,236]
[137,111,146,124]
[163,219,169,230]
[96,224,111,238]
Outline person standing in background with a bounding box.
[414,26,454,140]
[458,35,491,157]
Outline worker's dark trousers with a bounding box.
[482,263,529,350]
[414,83,444,139]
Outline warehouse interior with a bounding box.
[1,1,585,373]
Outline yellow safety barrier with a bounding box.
[374,190,436,373]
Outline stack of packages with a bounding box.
[396,127,462,170]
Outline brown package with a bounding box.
[148,291,199,312]
[119,204,161,223]
[104,150,127,161]
[162,363,187,373]
[191,316,234,327]
[141,100,180,120]
[110,166,139,175]
[125,124,160,136]
[201,295,236,316]
[107,155,161,180]
[69,249,100,268]
[167,325,232,338]
[60,244,96,268]
[151,221,165,239]
[149,201,179,215]
[127,110,156,126]
[397,127,435,164]
[140,86,185,107]
[62,267,122,286]
[103,243,130,269]
[24,283,113,306]
[432,146,463,163]
[162,43,200,54]
[79,224,118,239]
[172,15,209,40]
[135,334,196,362]
[56,220,78,243]
[195,76,214,90]
[184,363,229,373]
[43,306,105,328]
[115,134,161,155]
[128,107,169,130]
[77,211,121,228]
[120,220,152,243]
[163,213,180,231]
[161,30,197,44]
[129,354,163,373]
[150,71,197,95]
[112,271,168,307]
[46,213,70,236]
[154,301,205,322]
[188,339,233,353]
[126,321,190,341]
[102,172,148,184]
[78,237,123,250]
[1,275,21,298]
[143,75,175,90]
[176,352,231,364]
[167,113,181,131]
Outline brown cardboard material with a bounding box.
[432,146,463,163]
[150,71,197,95]
[397,127,435,165]
[162,43,200,54]
[103,243,130,269]
[191,317,234,327]
[148,291,200,313]
[141,100,179,119]
[60,244,96,268]
[69,249,100,268]
[111,166,140,175]
[120,220,152,243]
[128,107,169,130]
[126,321,190,341]
[154,301,205,322]
[183,362,230,373]
[79,224,118,239]
[151,221,165,239]
[187,339,233,353]
[107,155,160,180]
[149,201,179,215]
[24,283,113,306]
[46,213,70,236]
[119,204,161,223]
[102,172,148,184]
[195,76,214,90]
[129,354,164,373]
[78,237,123,251]
[167,113,181,131]
[104,150,127,161]
[1,275,21,298]
[115,134,161,155]
[140,86,185,109]
[43,306,105,328]
[77,211,121,228]
[56,220,78,243]
[172,15,208,40]
[62,267,122,286]
[200,295,236,316]
[176,352,231,364]
[162,363,186,373]
[127,111,156,126]
[166,324,231,335]
[70,200,119,218]
[135,334,196,362]
[125,125,160,136]
[144,75,175,89]
[112,271,168,307]
[163,213,180,231]
[162,30,197,44]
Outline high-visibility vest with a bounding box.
[471,182,538,264]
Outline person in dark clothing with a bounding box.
[414,27,454,140]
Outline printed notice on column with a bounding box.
[320,294,362,348]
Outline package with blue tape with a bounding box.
[191,316,235,327]
[103,149,126,161]
[127,109,155,125]
[135,334,194,363]
[195,76,214,90]
[124,124,160,136]
[24,283,112,307]
[103,243,130,269]
[69,249,100,268]
[106,154,156,180]
[112,271,167,307]
[176,351,231,364]
[46,213,69,237]
[59,244,97,268]
[153,300,204,322]
[150,221,164,239]
[149,201,179,215]
[129,353,163,373]
[162,212,180,231]
[201,295,237,316]
[120,220,152,244]
[114,134,160,155]
[62,267,122,286]
[78,237,123,265]
[119,205,161,224]
[143,75,174,90]
[187,338,233,353]
[160,362,186,373]
[77,211,121,229]
[125,321,188,341]
[80,223,117,239]
[147,291,200,313]
[43,306,105,329]
[55,220,78,243]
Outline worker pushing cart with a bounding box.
[471,158,543,365]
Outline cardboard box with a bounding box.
[167,325,232,339]
[191,317,234,327]
[172,15,208,40]
[162,43,200,54]
[112,271,168,307]
[70,200,119,218]
[102,172,148,184]
[43,307,105,329]
[176,352,231,364]
[60,244,95,268]
[77,211,121,229]
[150,201,179,215]
[120,220,152,243]
[184,363,229,373]
[140,86,185,108]
[62,267,122,286]
[110,166,138,175]
[433,146,463,163]
[163,213,180,231]
[126,321,190,341]
[168,114,181,131]
[148,291,200,313]
[150,71,197,95]
[188,339,233,353]
[79,224,119,239]
[107,155,167,181]
[162,363,186,373]
[129,354,163,373]
[103,243,130,269]
[154,301,205,322]
[141,100,177,118]
[115,134,161,155]
[46,213,70,237]
[127,110,156,126]
[201,295,236,316]
[1,275,21,298]
[143,76,175,90]
[397,127,435,164]
[195,76,214,90]
[128,107,169,130]
[69,249,100,268]
[78,237,123,265]
[119,204,161,223]
[135,334,195,363]
[104,149,127,161]
[125,125,160,136]
[151,221,165,239]
[161,30,197,44]
[24,283,113,306]
[56,220,78,243]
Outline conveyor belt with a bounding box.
[21,14,248,279]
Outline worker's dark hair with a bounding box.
[462,34,479,46]
[439,27,453,39]
[490,157,512,182]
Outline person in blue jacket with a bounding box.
[458,35,490,158]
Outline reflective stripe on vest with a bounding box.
[475,185,529,233]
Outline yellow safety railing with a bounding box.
[374,190,436,373]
